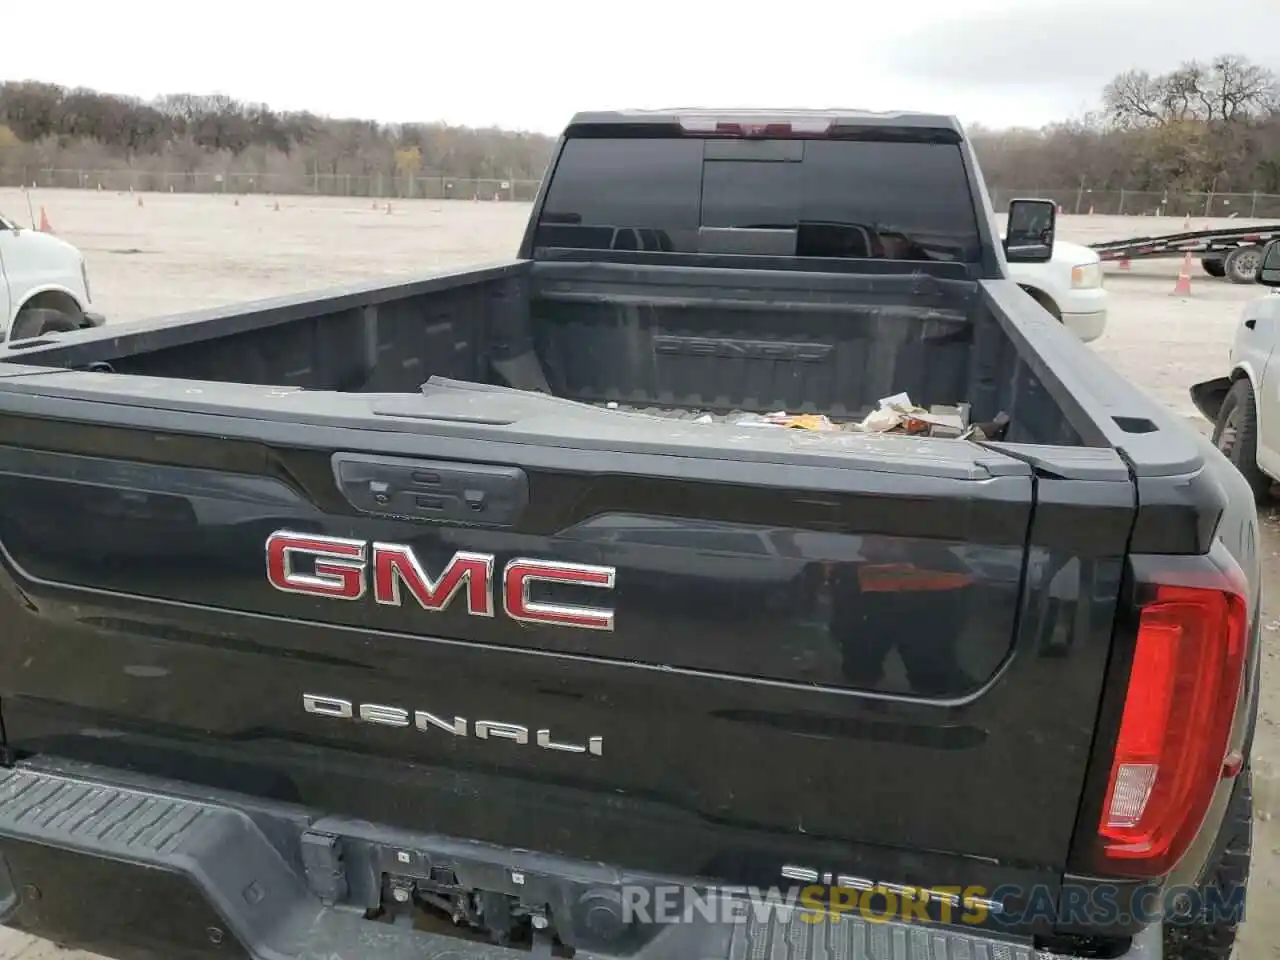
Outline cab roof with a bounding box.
[567,108,962,131]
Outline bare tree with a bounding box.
[1104,56,1277,129]
[1104,70,1168,128]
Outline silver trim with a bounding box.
[371,544,495,616]
[415,710,467,737]
[503,558,617,631]
[536,729,605,756]
[266,531,367,601]
[779,865,1003,913]
[302,694,354,718]
[474,721,530,745]
[358,703,410,727]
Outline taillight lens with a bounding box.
[1097,568,1248,877]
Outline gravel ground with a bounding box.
[0,189,1277,958]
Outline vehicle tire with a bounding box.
[1224,246,1265,285]
[9,306,81,341]
[1163,766,1252,960]
[1212,378,1273,503]
[1201,258,1226,278]
[1018,285,1061,320]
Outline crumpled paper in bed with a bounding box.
[854,393,970,437]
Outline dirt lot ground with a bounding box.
[0,189,1278,958]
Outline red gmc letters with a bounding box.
[265,531,616,631]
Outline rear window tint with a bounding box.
[535,139,702,254]
[534,136,981,262]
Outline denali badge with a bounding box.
[303,694,603,757]
[780,866,1003,914]
[266,531,616,631]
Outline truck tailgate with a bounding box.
[0,372,1137,893]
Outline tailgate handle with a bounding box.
[331,453,528,527]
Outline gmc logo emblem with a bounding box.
[265,531,616,631]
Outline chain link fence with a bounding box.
[0,168,544,202]
[7,168,1280,220]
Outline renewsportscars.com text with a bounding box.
[610,883,1246,928]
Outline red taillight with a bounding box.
[1096,569,1248,877]
[678,116,833,138]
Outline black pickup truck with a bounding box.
[0,110,1260,960]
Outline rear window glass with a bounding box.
[534,136,981,262]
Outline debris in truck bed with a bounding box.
[764,412,841,431]
[852,393,972,438]
[966,411,1011,442]
[859,406,908,433]
[599,392,991,440]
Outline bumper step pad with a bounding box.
[0,765,524,959]
[0,765,1153,960]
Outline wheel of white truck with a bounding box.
[1212,378,1273,502]
[1201,258,1226,278]
[1164,765,1252,960]
[1018,285,1061,320]
[1224,246,1264,285]
[9,306,81,341]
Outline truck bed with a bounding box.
[2,259,1088,446]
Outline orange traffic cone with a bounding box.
[37,206,52,232]
[1172,253,1193,296]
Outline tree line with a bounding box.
[971,55,1280,196]
[1,55,1278,197]
[0,83,556,194]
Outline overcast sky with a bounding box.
[4,0,1278,134]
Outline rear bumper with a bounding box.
[0,762,1162,960]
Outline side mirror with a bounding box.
[1005,198,1056,264]
[1259,240,1280,288]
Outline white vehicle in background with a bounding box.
[0,209,105,342]
[1191,239,1280,502]
[1005,238,1108,343]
